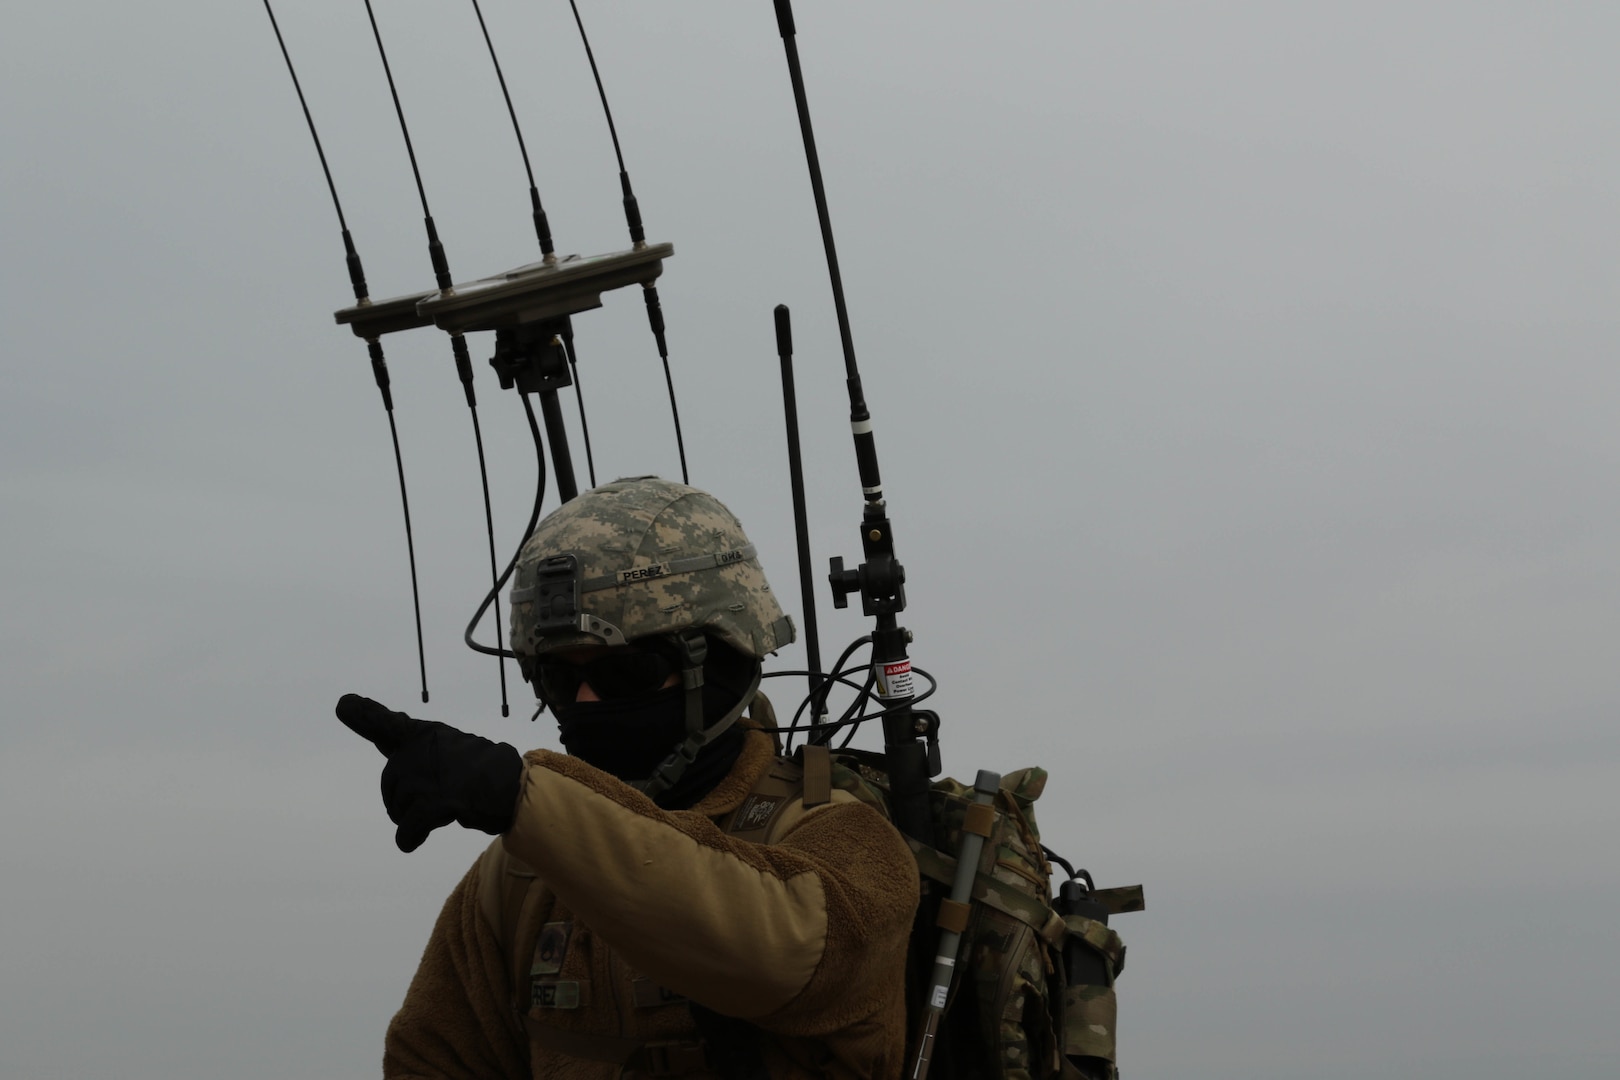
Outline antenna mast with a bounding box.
[771,0,936,847]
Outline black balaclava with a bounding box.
[554,686,686,783]
[551,637,758,810]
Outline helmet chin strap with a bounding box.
[637,631,757,798]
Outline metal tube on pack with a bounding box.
[909,769,1001,1080]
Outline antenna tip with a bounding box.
[421,690,430,704]
[501,704,511,718]
[775,305,793,355]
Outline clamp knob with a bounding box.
[828,556,860,609]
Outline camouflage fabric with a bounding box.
[1062,981,1118,1063]
[825,755,1132,1079]
[508,477,795,659]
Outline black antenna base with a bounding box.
[487,322,580,503]
[490,320,573,395]
[828,504,907,617]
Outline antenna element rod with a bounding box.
[568,0,689,482]
[469,0,555,257]
[262,0,429,701]
[362,0,511,709]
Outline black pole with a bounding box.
[536,387,579,503]
[774,305,824,729]
[489,323,580,504]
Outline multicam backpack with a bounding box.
[492,734,1142,1078]
[803,747,1144,1080]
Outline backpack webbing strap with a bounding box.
[801,744,832,807]
[935,899,972,934]
[1092,884,1146,915]
[907,838,1069,949]
[1063,914,1128,973]
[962,801,996,838]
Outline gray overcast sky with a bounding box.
[3,2,1617,1078]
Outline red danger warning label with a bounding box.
[874,659,914,699]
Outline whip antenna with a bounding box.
[774,12,967,1076]
[262,0,429,703]
[361,0,512,715]
[771,0,934,839]
[567,0,689,483]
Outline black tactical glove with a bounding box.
[335,693,524,853]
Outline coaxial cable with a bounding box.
[465,390,549,664]
[361,0,513,715]
[262,0,429,703]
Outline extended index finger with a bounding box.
[335,694,419,757]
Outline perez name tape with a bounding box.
[874,658,914,699]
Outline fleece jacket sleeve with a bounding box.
[382,860,530,1080]
[501,750,919,1031]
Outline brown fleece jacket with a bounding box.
[382,715,919,1079]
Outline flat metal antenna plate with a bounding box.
[418,243,673,333]
[333,288,438,339]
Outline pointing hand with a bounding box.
[336,694,523,853]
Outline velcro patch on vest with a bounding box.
[531,979,588,1010]
[531,921,572,976]
[630,976,687,1009]
[731,794,783,833]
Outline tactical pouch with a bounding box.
[1056,913,1126,1075]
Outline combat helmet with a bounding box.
[508,476,795,793]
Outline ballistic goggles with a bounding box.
[532,639,686,705]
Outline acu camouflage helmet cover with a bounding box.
[508,476,796,660]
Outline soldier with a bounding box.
[336,476,919,1079]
